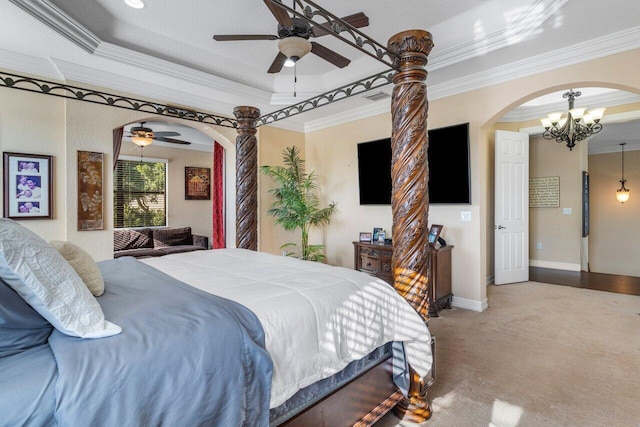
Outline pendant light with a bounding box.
[616,143,630,204]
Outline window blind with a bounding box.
[113,159,167,228]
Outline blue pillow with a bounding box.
[0,277,53,358]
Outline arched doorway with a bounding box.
[116,118,237,248]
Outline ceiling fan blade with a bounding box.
[213,34,279,41]
[311,12,369,37]
[267,52,287,74]
[310,42,350,68]
[152,131,181,137]
[153,137,191,145]
[263,0,292,26]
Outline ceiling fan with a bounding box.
[213,0,369,73]
[126,122,191,147]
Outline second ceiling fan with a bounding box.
[213,0,369,73]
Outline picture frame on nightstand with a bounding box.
[359,232,372,243]
[428,224,443,246]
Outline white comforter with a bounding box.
[142,248,432,408]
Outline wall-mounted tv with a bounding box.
[357,123,471,205]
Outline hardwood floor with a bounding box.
[529,267,640,296]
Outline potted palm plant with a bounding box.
[260,146,337,262]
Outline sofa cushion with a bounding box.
[114,228,153,251]
[153,227,193,248]
[113,248,163,259]
[157,245,206,256]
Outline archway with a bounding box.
[480,83,640,281]
[116,117,237,248]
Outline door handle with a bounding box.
[495,225,507,230]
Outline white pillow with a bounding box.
[0,219,121,338]
[49,240,105,297]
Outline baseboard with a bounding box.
[452,296,488,312]
[486,274,495,286]
[529,260,580,271]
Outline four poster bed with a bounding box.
[0,7,436,426]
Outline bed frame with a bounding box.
[234,29,436,425]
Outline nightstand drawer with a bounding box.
[360,256,378,273]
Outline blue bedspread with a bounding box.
[47,257,272,427]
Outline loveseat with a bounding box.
[114,227,209,259]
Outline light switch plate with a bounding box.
[563,208,572,215]
[460,211,471,221]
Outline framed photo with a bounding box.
[372,227,383,243]
[428,224,443,246]
[77,151,104,231]
[3,152,53,219]
[359,232,372,243]
[185,167,211,200]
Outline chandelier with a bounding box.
[616,143,630,204]
[540,90,606,151]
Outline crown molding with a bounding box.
[94,43,272,107]
[51,59,238,119]
[428,0,567,71]
[303,99,390,133]
[428,25,640,102]
[502,91,640,122]
[0,48,64,80]
[8,0,99,53]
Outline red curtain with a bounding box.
[212,141,225,248]
[113,126,124,170]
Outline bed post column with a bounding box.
[388,29,434,423]
[233,106,260,250]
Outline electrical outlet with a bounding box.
[536,242,542,250]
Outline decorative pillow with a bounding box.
[0,219,121,338]
[0,277,53,358]
[114,228,153,251]
[49,241,105,297]
[153,227,193,248]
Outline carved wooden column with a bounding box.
[233,106,260,250]
[388,30,434,423]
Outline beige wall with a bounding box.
[257,125,305,255]
[528,135,584,270]
[588,150,640,276]
[0,89,67,241]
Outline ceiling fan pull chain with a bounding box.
[294,65,297,98]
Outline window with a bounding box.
[114,158,167,228]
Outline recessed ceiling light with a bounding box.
[125,0,145,9]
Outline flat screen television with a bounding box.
[357,122,471,205]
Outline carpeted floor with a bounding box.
[375,281,640,427]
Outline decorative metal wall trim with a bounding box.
[0,70,398,128]
[257,70,395,126]
[0,71,238,128]
[268,0,398,69]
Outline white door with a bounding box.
[494,130,529,285]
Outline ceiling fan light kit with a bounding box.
[124,0,145,9]
[279,37,312,66]
[131,136,153,147]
